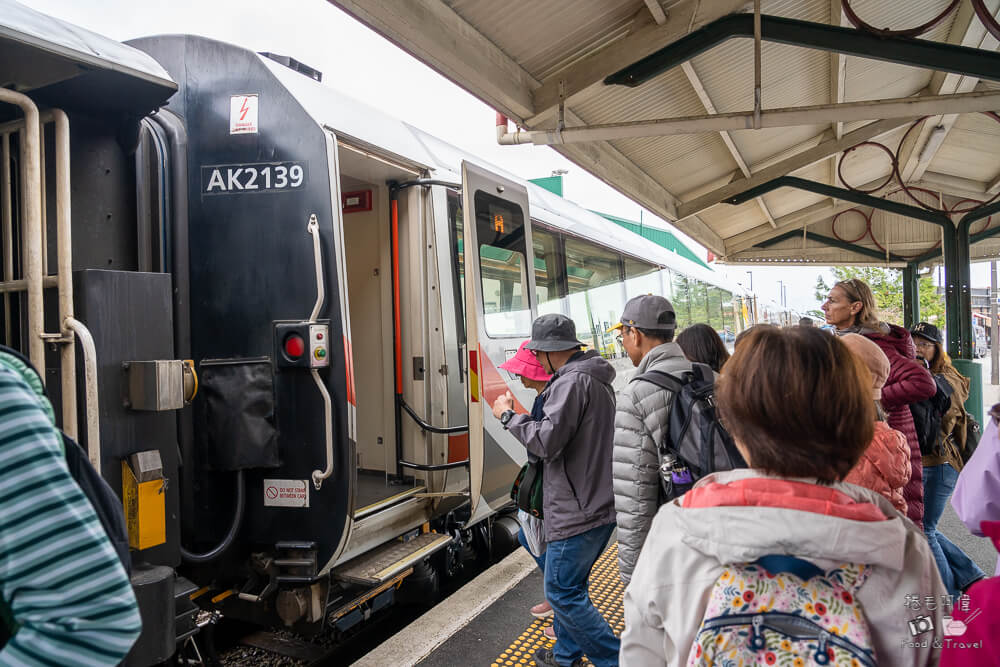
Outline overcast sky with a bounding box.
[18,0,994,312]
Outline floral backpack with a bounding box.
[687,555,877,667]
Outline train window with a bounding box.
[719,290,735,338]
[564,237,625,357]
[671,274,693,330]
[474,191,530,336]
[707,286,726,332]
[533,224,564,315]
[624,257,660,299]
[448,194,466,345]
[624,257,658,280]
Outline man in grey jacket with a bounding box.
[610,295,691,583]
[492,313,619,667]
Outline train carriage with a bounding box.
[0,6,760,663]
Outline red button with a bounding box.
[317,332,324,340]
[284,334,305,359]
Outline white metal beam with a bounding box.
[918,171,991,199]
[829,0,846,193]
[531,0,748,115]
[987,172,1000,195]
[677,116,912,219]
[330,1,711,244]
[643,0,668,25]
[680,62,776,227]
[829,0,847,141]
[328,0,536,119]
[498,90,1000,146]
[897,2,997,182]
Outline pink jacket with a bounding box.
[844,421,911,514]
[864,325,935,524]
[940,521,1000,667]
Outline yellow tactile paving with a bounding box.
[491,542,625,667]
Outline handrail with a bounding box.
[65,317,100,469]
[399,398,469,435]
[306,214,336,491]
[52,109,78,439]
[0,89,43,378]
[398,459,470,471]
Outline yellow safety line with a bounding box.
[490,542,625,667]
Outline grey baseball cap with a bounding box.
[608,294,676,333]
[523,314,586,352]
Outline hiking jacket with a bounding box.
[0,366,142,663]
[922,363,970,468]
[941,521,1000,667]
[863,324,936,524]
[507,350,617,541]
[951,413,1000,575]
[612,342,693,583]
[844,421,911,514]
[621,469,946,667]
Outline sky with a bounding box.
[16,0,995,313]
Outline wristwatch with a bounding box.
[500,409,516,428]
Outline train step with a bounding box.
[332,532,452,585]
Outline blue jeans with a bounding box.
[923,464,985,596]
[544,522,620,667]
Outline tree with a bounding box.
[814,275,831,303]
[817,266,945,325]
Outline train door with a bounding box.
[461,161,535,518]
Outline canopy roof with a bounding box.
[330,0,1000,268]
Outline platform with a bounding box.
[353,542,625,667]
[354,502,997,667]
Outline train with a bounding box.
[0,4,789,663]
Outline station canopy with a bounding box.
[331,0,1000,268]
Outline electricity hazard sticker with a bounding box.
[263,479,309,508]
[230,94,259,134]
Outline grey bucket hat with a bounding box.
[523,314,586,352]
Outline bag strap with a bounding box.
[754,554,824,580]
[632,368,685,392]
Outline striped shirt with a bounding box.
[0,367,141,665]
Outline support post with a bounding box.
[903,263,920,329]
[942,221,974,359]
[992,260,998,385]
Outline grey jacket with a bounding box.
[613,342,693,582]
[507,350,617,542]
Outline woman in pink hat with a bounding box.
[499,341,555,629]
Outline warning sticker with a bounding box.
[263,479,309,507]
[230,94,259,134]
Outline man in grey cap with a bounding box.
[609,294,691,583]
[492,313,619,667]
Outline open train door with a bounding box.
[461,161,535,518]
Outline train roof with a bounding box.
[257,52,739,293]
[0,0,176,119]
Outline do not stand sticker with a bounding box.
[263,479,309,507]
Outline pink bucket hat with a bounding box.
[499,341,552,382]
[840,333,890,400]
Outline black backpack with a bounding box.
[0,345,130,573]
[910,374,954,457]
[633,363,746,502]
